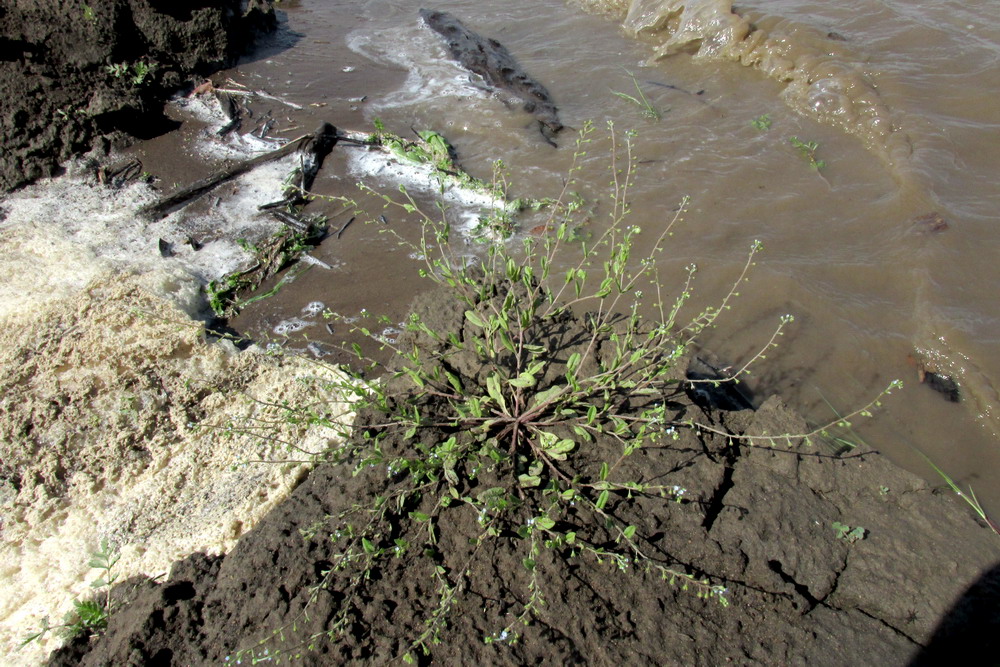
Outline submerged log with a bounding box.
[419,9,564,145]
[138,122,338,221]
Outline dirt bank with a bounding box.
[0,0,275,192]
[0,267,356,665]
[47,283,1000,666]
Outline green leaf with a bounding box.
[522,558,536,572]
[486,374,507,412]
[623,525,637,539]
[464,310,487,328]
[362,538,376,554]
[566,352,582,375]
[410,511,431,522]
[499,328,516,353]
[596,489,610,510]
[599,461,609,481]
[467,396,483,418]
[445,370,463,393]
[508,370,536,388]
[530,385,563,410]
[535,516,556,531]
[518,474,541,488]
[405,368,425,388]
[543,438,575,461]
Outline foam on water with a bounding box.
[346,148,509,238]
[346,22,492,113]
[273,317,315,336]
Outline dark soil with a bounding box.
[0,0,276,193]
[48,285,1000,666]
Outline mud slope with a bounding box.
[0,0,275,192]
[49,285,1000,666]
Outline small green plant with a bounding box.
[751,114,771,131]
[22,540,119,647]
[920,453,1000,536]
[131,61,153,86]
[104,61,154,86]
[832,521,866,543]
[611,69,662,120]
[789,136,826,170]
[815,390,871,453]
[225,121,900,664]
[81,3,96,22]
[105,63,128,79]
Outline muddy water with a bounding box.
[159,0,999,510]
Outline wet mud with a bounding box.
[47,283,1000,666]
[0,0,276,193]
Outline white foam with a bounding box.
[346,148,511,238]
[301,301,326,317]
[273,318,315,336]
[347,23,491,112]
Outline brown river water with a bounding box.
[133,0,1000,511]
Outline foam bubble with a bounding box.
[301,301,326,317]
[273,318,315,336]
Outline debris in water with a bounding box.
[908,353,960,402]
[911,212,949,234]
[335,216,356,239]
[298,254,332,270]
[307,341,332,357]
[685,355,755,412]
[419,9,564,145]
[922,370,960,402]
[158,238,174,258]
[273,318,313,336]
[139,123,338,221]
[191,79,215,96]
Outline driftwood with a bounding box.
[215,91,242,136]
[258,119,341,215]
[138,122,338,221]
[419,9,563,145]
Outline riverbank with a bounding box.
[44,278,1000,665]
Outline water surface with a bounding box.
[195,0,999,510]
